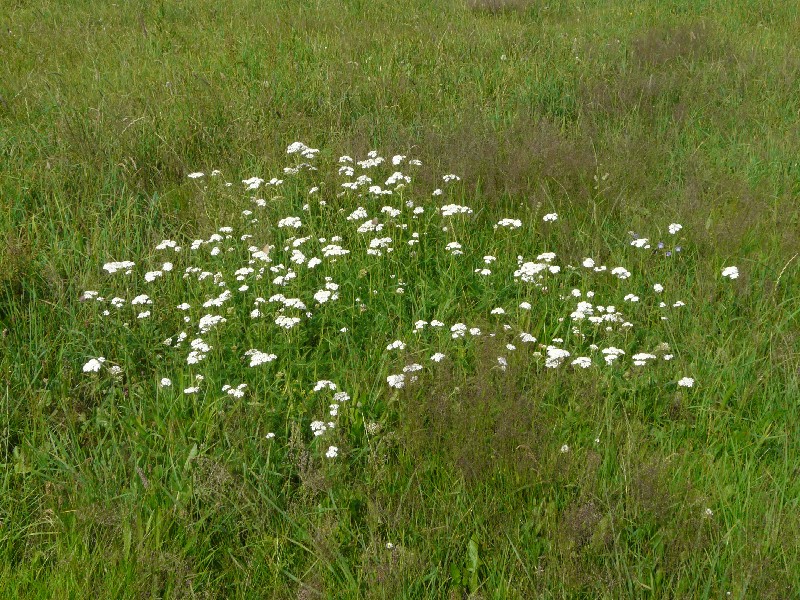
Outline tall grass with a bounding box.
[1,0,798,597]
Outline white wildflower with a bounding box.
[245,350,277,367]
[496,218,522,229]
[277,216,302,229]
[632,353,657,366]
[103,261,135,274]
[571,357,592,368]
[275,315,301,329]
[313,380,337,392]
[721,266,739,280]
[440,204,473,216]
[545,346,570,368]
[387,374,405,389]
[82,357,106,373]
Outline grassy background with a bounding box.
[1,0,799,597]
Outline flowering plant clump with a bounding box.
[78,141,721,465]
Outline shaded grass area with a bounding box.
[1,0,799,597]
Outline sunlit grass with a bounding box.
[1,1,799,598]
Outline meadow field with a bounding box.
[1,0,799,597]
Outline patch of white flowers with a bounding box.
[83,143,718,462]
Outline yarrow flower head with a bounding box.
[103,261,135,275]
[313,380,337,392]
[545,346,570,368]
[495,218,522,229]
[245,349,277,367]
[278,216,302,229]
[440,204,473,217]
[632,353,656,366]
[611,267,631,279]
[286,141,319,159]
[571,356,592,368]
[82,357,106,373]
[310,421,327,436]
[387,374,405,389]
[721,266,739,280]
[314,290,333,304]
[275,315,301,329]
[223,383,248,398]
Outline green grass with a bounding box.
[1,0,799,598]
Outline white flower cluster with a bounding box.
[440,204,473,217]
[86,144,711,466]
